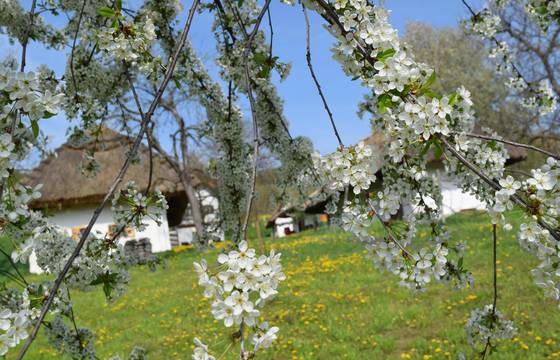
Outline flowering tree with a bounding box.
[1,0,560,359]
[462,0,560,147]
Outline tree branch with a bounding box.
[303,4,344,148]
[15,0,201,357]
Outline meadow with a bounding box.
[7,210,560,359]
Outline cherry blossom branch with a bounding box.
[440,136,560,241]
[232,0,273,241]
[215,0,295,143]
[15,1,201,357]
[0,0,38,199]
[239,322,246,359]
[460,0,542,98]
[0,248,28,286]
[69,0,88,99]
[461,132,559,160]
[19,0,38,73]
[302,4,344,148]
[312,0,377,64]
[480,224,499,359]
[307,0,560,243]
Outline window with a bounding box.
[107,224,136,239]
[71,226,88,241]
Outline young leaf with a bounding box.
[377,48,396,62]
[448,92,458,106]
[97,6,116,18]
[433,139,443,159]
[31,120,39,138]
[420,138,433,157]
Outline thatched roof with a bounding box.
[26,127,215,209]
[265,132,527,227]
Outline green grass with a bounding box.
[7,210,560,359]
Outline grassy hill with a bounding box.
[8,210,560,359]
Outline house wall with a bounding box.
[274,217,297,238]
[29,205,171,274]
[175,189,223,245]
[440,179,486,216]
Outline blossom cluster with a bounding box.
[493,158,560,305]
[34,229,130,301]
[0,66,63,183]
[0,66,63,122]
[521,79,558,116]
[305,1,488,292]
[463,8,501,37]
[0,290,39,356]
[45,315,96,359]
[312,142,377,194]
[193,241,284,358]
[523,0,560,29]
[111,181,168,233]
[95,14,158,73]
[465,304,516,346]
[462,2,559,115]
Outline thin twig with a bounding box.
[15,1,200,357]
[491,224,498,313]
[237,0,274,241]
[0,0,38,199]
[19,0,38,73]
[66,289,84,354]
[302,4,344,148]
[144,124,154,196]
[0,248,28,285]
[480,224,499,359]
[0,270,27,287]
[462,132,559,160]
[267,7,273,64]
[240,321,246,359]
[440,136,560,241]
[460,0,542,99]
[69,0,88,99]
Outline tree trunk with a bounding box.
[178,121,206,243]
[179,172,205,242]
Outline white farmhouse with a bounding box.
[25,127,220,274]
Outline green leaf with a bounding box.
[417,71,437,96]
[173,78,182,90]
[377,93,394,113]
[257,66,271,79]
[253,52,268,65]
[377,48,396,62]
[449,93,458,106]
[90,272,119,299]
[418,88,441,99]
[31,120,39,138]
[424,71,436,88]
[420,139,432,157]
[433,139,443,159]
[97,6,115,18]
[116,0,122,11]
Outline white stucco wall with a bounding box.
[403,172,487,219]
[274,217,296,238]
[175,189,223,244]
[440,179,486,217]
[29,205,171,274]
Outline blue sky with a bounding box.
[4,0,484,155]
